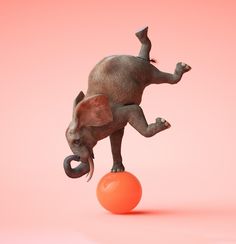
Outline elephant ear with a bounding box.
[74,94,113,128]
[73,91,85,109]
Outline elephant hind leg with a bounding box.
[116,105,171,138]
[135,26,152,62]
[110,128,125,172]
[149,62,192,85]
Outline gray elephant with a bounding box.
[64,27,191,181]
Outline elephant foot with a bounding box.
[176,62,192,74]
[145,117,171,137]
[135,26,149,43]
[156,117,171,130]
[111,162,125,173]
[145,117,171,136]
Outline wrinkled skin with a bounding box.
[64,27,191,181]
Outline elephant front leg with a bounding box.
[119,105,171,137]
[110,128,125,172]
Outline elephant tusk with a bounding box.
[87,156,94,182]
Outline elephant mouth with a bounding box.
[63,154,94,182]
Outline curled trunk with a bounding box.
[63,155,89,178]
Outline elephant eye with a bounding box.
[73,139,80,145]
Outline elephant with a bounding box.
[64,26,191,181]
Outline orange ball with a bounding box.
[96,171,142,214]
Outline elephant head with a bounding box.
[63,91,113,181]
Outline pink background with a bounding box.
[1,0,236,243]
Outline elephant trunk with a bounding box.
[63,155,94,181]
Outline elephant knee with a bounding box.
[128,105,144,122]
